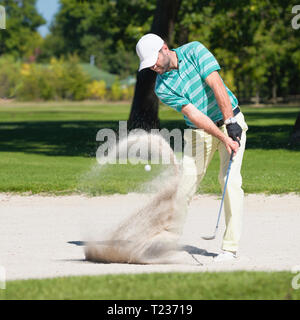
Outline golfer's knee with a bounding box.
[218,173,242,190]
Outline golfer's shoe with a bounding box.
[214,250,237,262]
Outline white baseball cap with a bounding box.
[136,33,164,71]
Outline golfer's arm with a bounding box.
[205,71,233,121]
[181,103,229,143]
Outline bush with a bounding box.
[87,80,107,100]
[109,79,123,101]
[16,63,56,100]
[121,85,135,100]
[15,56,90,101]
[0,54,135,101]
[0,56,21,99]
[50,56,90,101]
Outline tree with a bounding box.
[44,0,155,77]
[128,0,182,130]
[0,0,45,58]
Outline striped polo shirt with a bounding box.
[155,41,238,127]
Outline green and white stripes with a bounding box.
[155,41,238,127]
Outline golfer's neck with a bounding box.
[169,50,178,70]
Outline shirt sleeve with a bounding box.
[155,81,190,113]
[193,42,221,80]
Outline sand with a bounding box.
[84,133,187,265]
[1,192,300,281]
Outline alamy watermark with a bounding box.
[291,265,300,290]
[292,5,300,30]
[0,265,5,290]
[95,121,205,172]
[0,5,6,30]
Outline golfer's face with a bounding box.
[150,51,170,74]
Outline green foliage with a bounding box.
[40,0,299,101]
[50,56,90,100]
[16,63,55,100]
[0,55,21,98]
[13,56,90,101]
[0,55,135,101]
[122,85,135,101]
[87,80,107,100]
[175,0,300,102]
[44,0,156,76]
[109,79,123,101]
[0,0,45,58]
[1,0,299,101]
[108,78,135,101]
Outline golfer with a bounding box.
[136,33,248,262]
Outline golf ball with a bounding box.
[144,164,151,172]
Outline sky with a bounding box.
[36,0,60,37]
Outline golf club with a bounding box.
[202,150,234,240]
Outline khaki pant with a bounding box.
[177,111,248,252]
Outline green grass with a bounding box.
[0,150,163,194]
[199,149,300,194]
[0,102,299,194]
[1,272,299,300]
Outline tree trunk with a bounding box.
[254,85,260,106]
[290,113,300,145]
[128,68,159,130]
[177,25,189,46]
[151,0,182,44]
[272,83,277,104]
[128,0,182,131]
[271,70,277,104]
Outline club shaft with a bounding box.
[212,150,234,234]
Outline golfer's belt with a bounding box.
[188,107,241,129]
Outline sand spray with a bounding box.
[84,132,200,264]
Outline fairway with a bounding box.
[0,103,299,195]
[2,272,300,300]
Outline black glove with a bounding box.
[226,123,242,146]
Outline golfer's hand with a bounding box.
[226,123,242,146]
[224,137,239,155]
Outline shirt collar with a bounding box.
[173,48,183,67]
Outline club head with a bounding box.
[201,235,216,240]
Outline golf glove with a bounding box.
[226,123,242,146]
